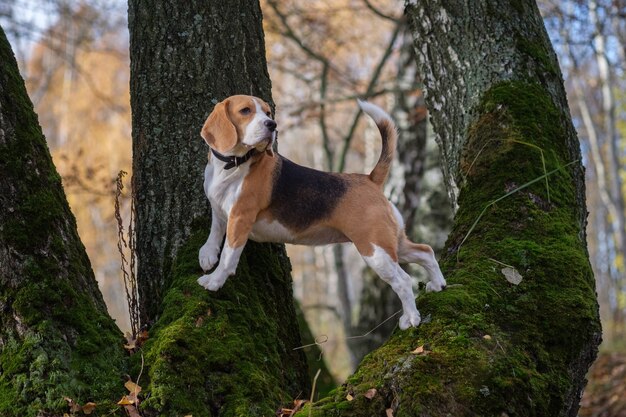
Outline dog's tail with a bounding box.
[358,99,398,187]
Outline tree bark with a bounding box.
[128,1,310,414]
[129,0,274,325]
[297,1,601,416]
[0,27,126,416]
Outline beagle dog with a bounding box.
[198,95,446,329]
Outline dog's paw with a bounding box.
[399,311,421,330]
[199,243,220,271]
[197,272,227,291]
[425,278,447,293]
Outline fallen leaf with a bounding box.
[364,388,377,399]
[124,404,141,417]
[502,267,522,285]
[125,380,142,395]
[117,395,135,405]
[412,345,424,354]
[64,397,81,413]
[411,345,431,356]
[82,402,96,415]
[124,330,149,352]
[346,393,354,401]
[386,408,394,417]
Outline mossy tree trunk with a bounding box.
[0,27,126,416]
[297,1,601,416]
[128,1,309,415]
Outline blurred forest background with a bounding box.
[1,0,625,400]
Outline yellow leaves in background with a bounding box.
[24,9,132,333]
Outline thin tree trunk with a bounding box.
[0,27,126,416]
[128,1,309,414]
[590,0,626,261]
[297,1,601,415]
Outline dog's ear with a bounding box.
[201,99,238,152]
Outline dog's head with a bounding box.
[201,95,276,156]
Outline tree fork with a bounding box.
[297,1,600,416]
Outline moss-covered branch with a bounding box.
[0,27,127,416]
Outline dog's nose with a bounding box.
[264,119,277,131]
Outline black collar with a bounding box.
[210,147,258,170]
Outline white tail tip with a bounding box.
[357,99,392,124]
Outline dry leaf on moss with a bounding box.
[411,345,431,356]
[117,396,135,405]
[82,402,96,415]
[386,408,394,417]
[124,404,141,417]
[64,397,81,413]
[364,388,377,399]
[346,393,354,401]
[502,267,522,285]
[125,380,142,395]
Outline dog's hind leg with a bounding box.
[398,238,447,293]
[361,244,421,329]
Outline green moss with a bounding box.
[138,227,309,416]
[296,81,599,416]
[0,28,127,416]
[516,37,559,76]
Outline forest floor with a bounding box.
[579,352,626,417]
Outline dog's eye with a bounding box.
[266,111,271,117]
[239,107,251,115]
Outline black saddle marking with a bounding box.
[269,157,348,231]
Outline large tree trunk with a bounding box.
[128,1,309,414]
[297,1,601,416]
[129,0,274,325]
[0,27,126,416]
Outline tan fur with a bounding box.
[368,118,397,187]
[227,154,277,248]
[202,95,272,154]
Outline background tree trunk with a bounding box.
[128,1,310,414]
[0,27,126,416]
[297,0,601,415]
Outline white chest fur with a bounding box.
[204,161,249,222]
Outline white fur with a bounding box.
[205,158,249,220]
[357,99,392,124]
[398,244,447,292]
[199,207,225,271]
[390,202,405,231]
[249,219,296,243]
[198,158,248,273]
[363,245,421,329]
[242,98,275,148]
[198,241,244,291]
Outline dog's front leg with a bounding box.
[199,208,226,272]
[198,213,253,292]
